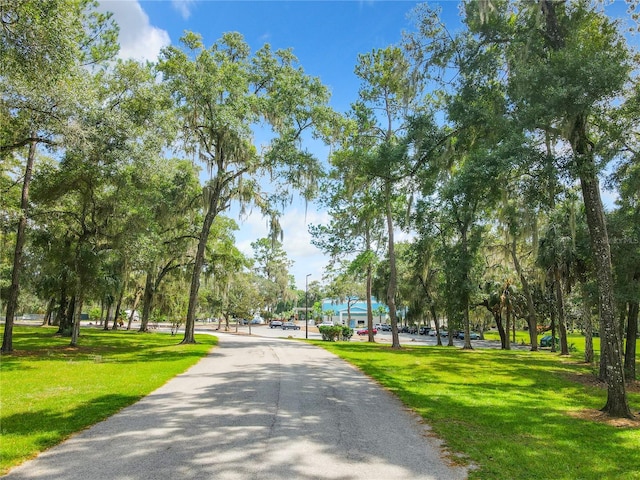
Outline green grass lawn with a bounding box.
[482,330,640,361]
[483,329,598,350]
[0,326,217,475]
[316,341,640,480]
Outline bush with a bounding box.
[341,326,353,341]
[318,325,352,342]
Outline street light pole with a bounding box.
[305,273,311,339]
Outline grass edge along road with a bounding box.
[0,326,217,475]
[315,340,640,480]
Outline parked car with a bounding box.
[379,324,391,331]
[316,322,334,328]
[281,322,300,330]
[440,330,448,337]
[357,328,377,336]
[269,320,283,328]
[418,326,430,335]
[428,329,437,336]
[456,331,480,340]
[540,335,558,347]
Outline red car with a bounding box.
[356,328,377,335]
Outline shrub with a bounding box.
[318,325,353,342]
[318,325,338,341]
[340,326,353,341]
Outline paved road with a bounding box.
[234,323,526,351]
[4,334,467,480]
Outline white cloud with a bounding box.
[172,0,195,20]
[99,1,171,62]
[280,208,329,257]
[233,206,331,289]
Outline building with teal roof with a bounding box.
[320,297,388,328]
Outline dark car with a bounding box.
[281,322,300,330]
[270,320,283,328]
[418,326,430,335]
[357,328,377,336]
[540,335,558,347]
[456,331,480,340]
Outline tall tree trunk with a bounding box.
[58,295,73,335]
[511,238,538,350]
[52,282,67,328]
[462,306,472,350]
[112,264,127,330]
[112,287,124,330]
[2,137,36,353]
[502,282,512,350]
[70,292,83,347]
[70,249,85,346]
[139,271,156,332]
[127,286,142,330]
[550,298,557,353]
[385,183,400,349]
[366,271,374,342]
[539,0,630,418]
[492,308,506,349]
[578,156,631,417]
[504,301,511,351]
[432,306,442,346]
[98,299,104,326]
[624,300,638,383]
[44,297,56,326]
[461,231,472,350]
[366,242,375,343]
[509,224,538,352]
[581,283,595,364]
[65,297,75,335]
[554,267,569,355]
[183,182,222,344]
[104,299,113,331]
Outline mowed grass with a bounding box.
[316,341,640,480]
[0,326,217,475]
[482,330,606,352]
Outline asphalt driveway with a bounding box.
[3,334,467,480]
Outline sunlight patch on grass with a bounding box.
[315,341,640,480]
[0,326,217,474]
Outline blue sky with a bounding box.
[141,1,452,112]
[98,0,632,289]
